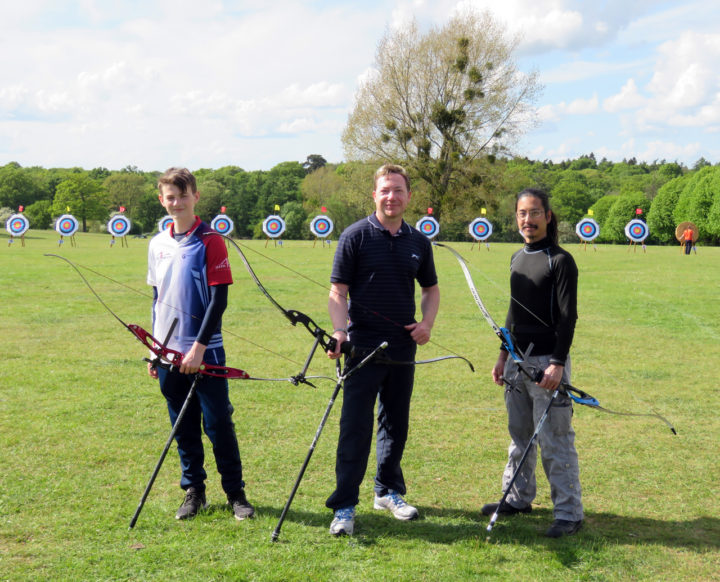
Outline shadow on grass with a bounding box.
[246,503,720,552]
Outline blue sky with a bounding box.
[1,0,718,171]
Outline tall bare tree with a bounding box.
[342,10,541,219]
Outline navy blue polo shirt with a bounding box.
[331,213,437,348]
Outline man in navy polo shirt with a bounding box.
[325,163,440,536]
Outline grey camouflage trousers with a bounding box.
[501,355,584,521]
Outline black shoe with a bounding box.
[481,501,532,517]
[175,487,208,520]
[228,489,255,520]
[545,519,583,538]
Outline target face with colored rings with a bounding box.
[55,214,79,237]
[6,214,30,236]
[310,215,334,238]
[469,217,493,241]
[158,216,173,232]
[416,216,440,239]
[263,215,286,238]
[575,218,600,241]
[108,214,132,237]
[625,219,649,242]
[211,214,234,235]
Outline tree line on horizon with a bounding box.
[1,153,719,246]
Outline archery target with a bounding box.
[55,214,79,237]
[158,215,173,232]
[469,217,493,241]
[310,214,334,238]
[211,214,234,235]
[575,218,600,242]
[6,214,29,237]
[263,215,286,238]
[625,219,649,242]
[107,214,132,237]
[416,216,440,239]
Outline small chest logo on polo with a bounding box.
[411,253,420,261]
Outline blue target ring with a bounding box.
[469,217,493,241]
[158,216,173,232]
[415,216,440,239]
[625,219,648,242]
[575,218,599,242]
[211,214,234,235]
[6,214,30,236]
[55,214,79,237]
[310,215,334,238]
[108,214,132,237]
[263,215,286,238]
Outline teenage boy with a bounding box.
[147,167,254,521]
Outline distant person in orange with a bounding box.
[682,227,694,255]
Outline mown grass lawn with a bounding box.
[1,230,718,581]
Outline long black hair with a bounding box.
[516,188,558,245]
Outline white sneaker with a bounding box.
[373,491,418,521]
[329,506,355,536]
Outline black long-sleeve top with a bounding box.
[502,238,578,366]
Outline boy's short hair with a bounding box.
[374,163,410,191]
[158,167,197,194]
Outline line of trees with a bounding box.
[1,154,719,245]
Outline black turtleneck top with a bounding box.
[502,237,578,365]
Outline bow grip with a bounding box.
[327,336,355,356]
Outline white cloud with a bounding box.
[647,32,720,108]
[538,95,599,121]
[603,79,647,112]
[638,140,703,162]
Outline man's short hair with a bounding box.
[158,167,197,194]
[374,163,410,191]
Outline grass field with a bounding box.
[1,230,718,581]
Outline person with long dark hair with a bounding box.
[482,188,584,538]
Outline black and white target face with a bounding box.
[55,214,79,237]
[415,216,440,239]
[263,215,286,238]
[310,215,334,238]
[625,219,649,242]
[211,214,234,235]
[158,216,173,232]
[575,218,600,241]
[108,215,132,237]
[469,217,493,241]
[6,214,30,237]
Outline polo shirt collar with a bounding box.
[368,213,409,236]
[169,216,202,239]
